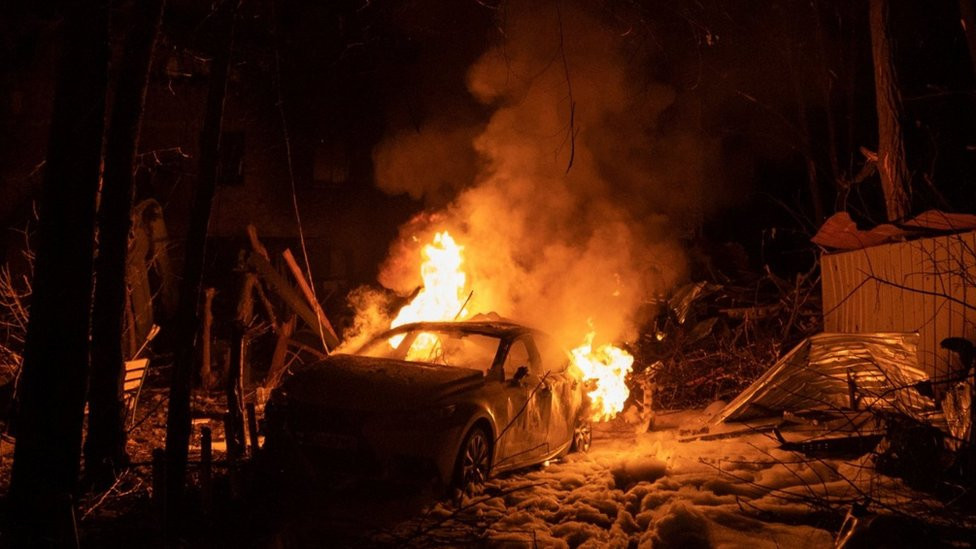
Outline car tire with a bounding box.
[453,425,492,495]
[571,419,592,453]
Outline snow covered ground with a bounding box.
[368,407,962,548]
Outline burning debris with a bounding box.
[570,331,635,422]
[387,231,469,353]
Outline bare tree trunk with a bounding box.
[163,0,237,535]
[869,0,911,221]
[786,40,825,224]
[85,0,164,491]
[811,0,842,188]
[959,0,976,78]
[9,2,109,544]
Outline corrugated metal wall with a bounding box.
[822,231,976,380]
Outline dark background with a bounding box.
[2,0,974,295]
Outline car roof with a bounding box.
[390,320,540,340]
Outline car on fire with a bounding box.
[264,320,593,491]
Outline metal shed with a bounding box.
[821,231,976,381]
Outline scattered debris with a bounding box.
[638,269,822,410]
[712,332,933,423]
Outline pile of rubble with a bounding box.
[634,268,822,410]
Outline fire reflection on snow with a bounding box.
[369,410,954,548]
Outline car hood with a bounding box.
[277,353,485,411]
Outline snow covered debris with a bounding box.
[374,408,966,548]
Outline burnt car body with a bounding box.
[264,320,591,489]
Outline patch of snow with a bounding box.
[376,409,963,547]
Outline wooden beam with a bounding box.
[246,252,320,336]
[265,314,295,389]
[246,223,269,260]
[281,248,339,349]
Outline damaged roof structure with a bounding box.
[713,332,933,423]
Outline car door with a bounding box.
[531,334,576,452]
[492,337,549,470]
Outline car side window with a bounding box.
[535,335,569,373]
[503,339,531,380]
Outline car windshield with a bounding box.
[357,328,502,373]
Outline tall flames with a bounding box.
[570,331,635,422]
[385,231,633,421]
[388,231,469,357]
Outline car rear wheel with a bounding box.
[571,419,592,453]
[454,426,492,494]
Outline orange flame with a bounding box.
[570,330,634,422]
[389,231,468,356]
[387,231,634,422]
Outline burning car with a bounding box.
[264,320,593,492]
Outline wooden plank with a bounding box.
[246,223,269,260]
[281,248,339,349]
[247,251,320,338]
[264,314,296,389]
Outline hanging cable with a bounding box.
[270,0,328,352]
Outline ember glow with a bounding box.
[388,231,469,356]
[570,331,634,422]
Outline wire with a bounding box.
[270,0,327,352]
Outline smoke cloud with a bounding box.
[361,1,714,349]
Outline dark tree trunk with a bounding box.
[85,0,165,491]
[8,2,109,544]
[226,323,246,461]
[959,0,976,78]
[163,0,236,534]
[869,0,911,221]
[811,0,842,189]
[786,40,825,224]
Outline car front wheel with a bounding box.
[572,419,592,453]
[454,426,492,494]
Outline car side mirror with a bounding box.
[511,365,529,385]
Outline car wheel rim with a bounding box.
[461,431,490,489]
[574,422,592,453]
